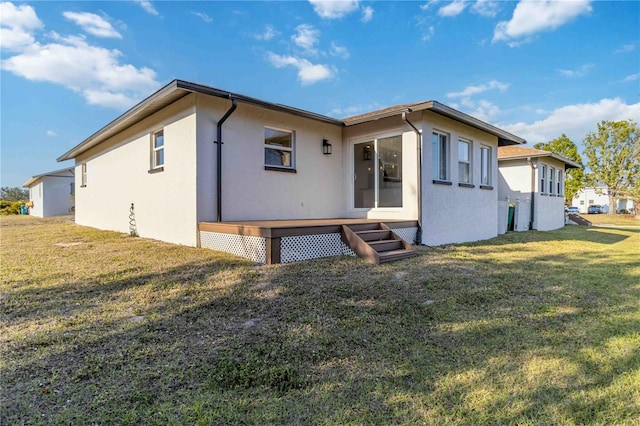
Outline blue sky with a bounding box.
[1,0,638,188]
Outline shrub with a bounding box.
[0,200,27,215]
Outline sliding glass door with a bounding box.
[353,136,403,209]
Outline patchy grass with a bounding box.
[583,213,640,227]
[2,216,639,425]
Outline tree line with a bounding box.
[534,119,639,213]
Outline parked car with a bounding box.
[588,205,603,214]
[566,206,580,215]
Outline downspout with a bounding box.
[527,157,535,230]
[215,99,237,222]
[402,110,423,245]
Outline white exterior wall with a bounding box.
[342,114,419,221]
[498,156,566,231]
[42,176,74,217]
[28,181,44,218]
[75,96,199,246]
[195,95,345,222]
[420,111,500,246]
[571,187,636,213]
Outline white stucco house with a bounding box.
[571,187,635,214]
[497,146,580,232]
[22,167,75,218]
[56,80,525,263]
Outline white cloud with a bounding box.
[438,0,467,17]
[63,11,122,38]
[470,100,501,122]
[493,0,592,45]
[0,2,43,51]
[292,24,320,54]
[361,6,374,22]
[309,0,360,19]
[254,25,278,41]
[134,0,159,16]
[557,63,594,78]
[471,0,499,17]
[447,80,509,98]
[422,25,435,42]
[615,43,636,54]
[46,130,57,137]
[621,73,639,83]
[420,1,439,11]
[266,52,334,85]
[191,11,212,23]
[500,98,640,145]
[3,31,160,109]
[330,42,349,59]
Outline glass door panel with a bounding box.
[377,135,403,207]
[354,141,375,208]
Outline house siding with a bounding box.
[420,111,500,245]
[195,94,345,222]
[75,95,199,246]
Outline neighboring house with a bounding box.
[572,187,635,214]
[497,146,580,232]
[22,167,75,218]
[56,79,525,263]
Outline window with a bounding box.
[265,127,294,169]
[151,130,164,169]
[458,139,471,184]
[549,167,555,194]
[480,145,491,186]
[557,170,563,195]
[81,163,87,187]
[432,131,449,181]
[70,182,75,196]
[540,165,546,193]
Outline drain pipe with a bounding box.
[402,109,423,245]
[527,157,536,230]
[215,99,237,222]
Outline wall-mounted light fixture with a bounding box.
[363,145,372,161]
[322,139,332,155]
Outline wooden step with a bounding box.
[379,249,417,263]
[347,223,382,232]
[368,239,404,252]
[356,229,392,242]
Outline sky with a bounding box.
[1,0,639,188]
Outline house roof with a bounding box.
[343,100,526,146]
[57,79,526,162]
[57,80,344,162]
[497,146,581,169]
[22,167,74,188]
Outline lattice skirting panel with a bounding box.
[200,231,266,264]
[392,227,418,244]
[281,233,356,264]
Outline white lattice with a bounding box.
[200,231,266,263]
[281,233,355,263]
[392,227,418,244]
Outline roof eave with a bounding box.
[57,79,344,162]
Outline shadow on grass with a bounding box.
[2,221,639,424]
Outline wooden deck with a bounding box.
[198,218,419,264]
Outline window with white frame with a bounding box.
[540,165,546,193]
[458,139,471,184]
[81,163,87,187]
[549,167,555,194]
[432,131,449,181]
[557,170,563,195]
[265,127,294,169]
[480,145,491,186]
[151,129,164,169]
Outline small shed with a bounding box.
[22,167,75,218]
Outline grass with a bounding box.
[580,213,640,227]
[1,215,639,425]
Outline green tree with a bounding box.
[534,134,584,204]
[0,186,28,201]
[583,120,639,214]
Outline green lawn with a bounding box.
[2,215,639,425]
